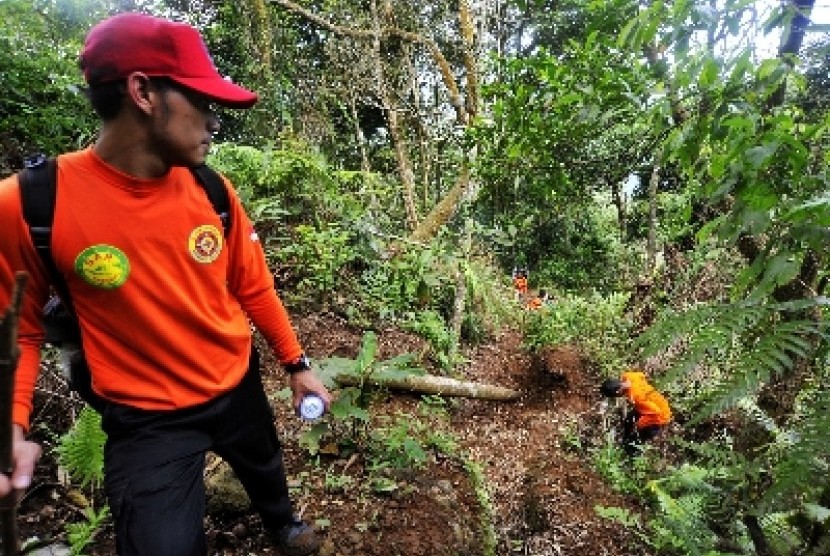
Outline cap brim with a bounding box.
[170,76,258,108]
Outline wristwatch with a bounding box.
[284,353,311,374]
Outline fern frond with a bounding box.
[696,318,826,419]
[762,385,830,510]
[636,303,714,355]
[638,297,828,419]
[637,301,766,388]
[646,471,720,553]
[355,331,378,374]
[55,406,106,489]
[66,505,110,556]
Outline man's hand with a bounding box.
[289,370,332,415]
[0,425,41,501]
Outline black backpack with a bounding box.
[17,154,230,407]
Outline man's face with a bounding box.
[150,81,220,167]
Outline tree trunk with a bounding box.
[767,0,816,109]
[349,92,370,172]
[248,0,274,79]
[611,178,626,242]
[271,0,479,242]
[754,0,820,422]
[459,0,478,121]
[645,164,659,276]
[408,165,470,243]
[370,0,419,230]
[743,515,773,556]
[447,219,472,370]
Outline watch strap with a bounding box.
[284,353,311,374]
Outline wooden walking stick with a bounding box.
[0,272,28,555]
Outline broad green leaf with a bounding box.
[329,397,369,422]
[698,58,720,87]
[762,253,801,287]
[803,504,830,523]
[355,331,378,373]
[758,58,783,80]
[744,142,779,169]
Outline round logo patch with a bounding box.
[188,225,223,263]
[74,245,130,289]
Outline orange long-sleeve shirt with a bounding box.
[621,370,672,429]
[514,276,528,295]
[0,148,303,430]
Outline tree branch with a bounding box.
[270,0,467,124]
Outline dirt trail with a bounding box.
[453,333,652,556]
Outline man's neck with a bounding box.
[93,120,170,179]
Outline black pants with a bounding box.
[100,349,294,556]
[622,410,663,455]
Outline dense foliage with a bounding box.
[0,0,99,173]
[2,0,828,554]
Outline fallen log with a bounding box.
[334,372,520,401]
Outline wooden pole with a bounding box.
[0,272,28,555]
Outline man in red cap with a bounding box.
[0,12,329,556]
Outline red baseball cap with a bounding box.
[80,12,258,108]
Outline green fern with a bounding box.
[66,505,110,556]
[633,295,829,552]
[55,406,106,489]
[697,319,823,419]
[647,467,722,554]
[636,299,828,415]
[762,382,830,510]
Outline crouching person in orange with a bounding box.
[525,289,549,311]
[600,370,671,454]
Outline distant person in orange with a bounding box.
[600,369,671,453]
[525,289,548,310]
[513,268,528,300]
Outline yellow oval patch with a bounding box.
[74,245,130,289]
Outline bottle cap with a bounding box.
[299,394,325,421]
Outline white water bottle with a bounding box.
[299,394,325,421]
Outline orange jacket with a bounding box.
[514,276,528,295]
[621,370,671,428]
[525,296,542,310]
[0,149,303,430]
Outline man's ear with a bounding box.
[124,72,155,115]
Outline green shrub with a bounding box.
[524,290,633,375]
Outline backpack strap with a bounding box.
[191,164,231,236]
[18,154,75,312]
